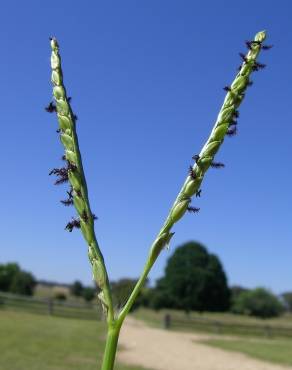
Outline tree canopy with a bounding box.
[282,292,292,312]
[152,241,230,312]
[0,263,36,296]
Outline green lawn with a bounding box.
[0,310,150,370]
[202,337,292,366]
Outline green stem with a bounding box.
[101,326,121,370]
[118,258,153,324]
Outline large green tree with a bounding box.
[0,263,36,296]
[152,241,230,312]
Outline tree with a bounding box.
[0,263,36,296]
[282,292,292,312]
[0,263,20,292]
[152,241,230,312]
[70,280,84,297]
[232,288,284,318]
[230,285,249,311]
[82,287,96,302]
[10,270,36,296]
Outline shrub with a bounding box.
[70,280,84,297]
[82,287,96,302]
[281,292,292,312]
[111,278,149,311]
[232,288,284,318]
[54,292,67,301]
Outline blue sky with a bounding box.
[0,1,291,293]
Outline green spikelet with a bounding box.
[149,232,175,263]
[160,31,267,234]
[49,37,114,322]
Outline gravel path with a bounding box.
[117,317,292,370]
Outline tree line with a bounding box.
[1,241,291,318]
[107,242,288,319]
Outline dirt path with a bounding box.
[117,317,292,370]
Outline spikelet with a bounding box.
[49,37,113,319]
[162,31,268,231]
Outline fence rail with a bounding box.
[163,314,292,339]
[0,292,101,320]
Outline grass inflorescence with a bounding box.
[47,31,271,370]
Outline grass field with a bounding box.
[202,337,292,366]
[0,310,150,370]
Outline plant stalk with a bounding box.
[101,326,121,370]
[49,31,269,370]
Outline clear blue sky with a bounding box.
[0,1,291,293]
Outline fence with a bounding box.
[163,314,292,339]
[0,292,101,320]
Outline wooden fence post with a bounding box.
[265,325,272,339]
[48,298,53,315]
[164,313,171,329]
[214,321,222,334]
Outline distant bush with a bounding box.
[82,287,96,302]
[70,280,84,297]
[230,285,249,305]
[110,278,149,311]
[232,288,284,318]
[282,292,292,312]
[0,263,36,296]
[54,292,67,301]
